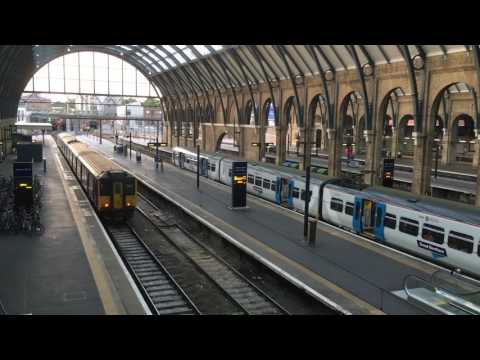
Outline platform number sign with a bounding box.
[382,159,395,188]
[231,161,248,208]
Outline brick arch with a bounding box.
[339,91,363,132]
[262,98,277,127]
[283,96,297,128]
[226,100,238,125]
[430,82,478,136]
[244,99,257,126]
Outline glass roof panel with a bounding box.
[106,45,226,75]
[194,45,210,55]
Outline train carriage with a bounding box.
[171,146,480,278]
[56,133,137,221]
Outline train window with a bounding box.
[125,180,135,195]
[399,217,419,237]
[345,202,354,216]
[301,190,312,202]
[271,181,277,192]
[210,164,216,172]
[330,198,343,212]
[384,213,397,229]
[255,177,262,186]
[100,181,112,196]
[448,231,474,254]
[248,175,254,184]
[292,187,300,199]
[422,223,444,245]
[263,179,271,189]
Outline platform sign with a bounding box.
[231,161,247,208]
[382,159,395,187]
[13,162,33,206]
[13,162,33,178]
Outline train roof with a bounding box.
[363,186,480,226]
[79,151,123,178]
[244,159,334,184]
[58,133,125,178]
[57,132,77,144]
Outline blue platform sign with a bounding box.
[13,162,33,178]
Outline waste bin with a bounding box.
[136,152,142,162]
[308,219,317,246]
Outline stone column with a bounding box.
[473,131,480,167]
[275,126,286,166]
[411,132,432,196]
[327,128,342,177]
[363,130,377,185]
[440,130,455,166]
[299,127,313,171]
[391,127,399,158]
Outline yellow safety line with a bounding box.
[50,137,124,315]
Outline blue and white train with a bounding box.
[171,146,480,278]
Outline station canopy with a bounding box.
[0,45,475,118]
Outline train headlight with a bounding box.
[104,203,110,208]
[126,202,131,207]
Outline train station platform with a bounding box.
[0,136,148,315]
[79,134,450,315]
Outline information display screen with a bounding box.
[382,159,395,187]
[231,161,247,208]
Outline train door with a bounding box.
[201,158,208,176]
[373,203,385,241]
[352,196,386,241]
[113,182,123,209]
[353,197,363,232]
[276,177,293,208]
[179,153,185,169]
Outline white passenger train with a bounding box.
[172,146,480,278]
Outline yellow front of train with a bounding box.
[97,171,137,221]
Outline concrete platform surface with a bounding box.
[0,136,147,315]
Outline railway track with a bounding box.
[106,224,200,315]
[136,193,290,315]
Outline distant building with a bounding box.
[19,93,52,112]
[98,96,121,116]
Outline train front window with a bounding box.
[125,179,136,195]
[100,181,112,196]
[114,183,122,194]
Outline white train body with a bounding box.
[171,147,480,278]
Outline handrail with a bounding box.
[404,273,480,315]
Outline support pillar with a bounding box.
[391,127,399,158]
[327,128,342,177]
[440,131,455,166]
[275,127,286,166]
[299,127,312,171]
[475,139,480,206]
[363,130,377,185]
[473,138,480,168]
[411,132,432,196]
